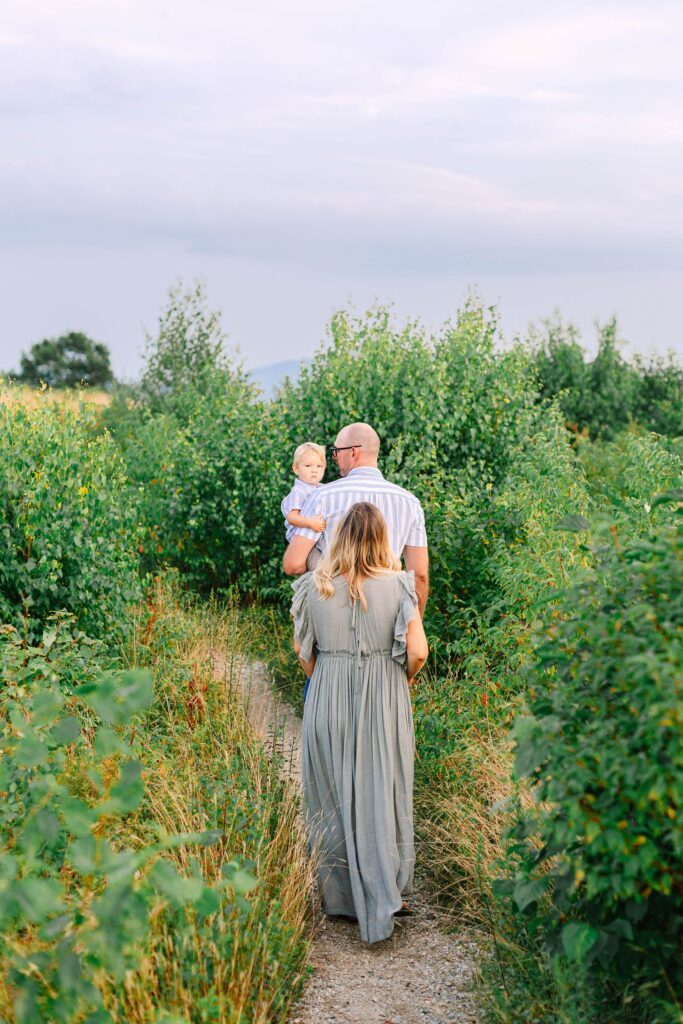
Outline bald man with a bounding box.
[282,422,429,613]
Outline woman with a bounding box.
[290,502,429,944]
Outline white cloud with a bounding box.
[0,0,682,367]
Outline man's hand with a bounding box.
[403,545,429,615]
[283,535,317,576]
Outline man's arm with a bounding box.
[403,545,429,615]
[283,534,317,576]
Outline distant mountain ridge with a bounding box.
[249,358,310,399]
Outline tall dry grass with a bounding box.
[418,728,534,923]
[0,381,111,411]
[0,572,311,1024]
[105,576,313,1024]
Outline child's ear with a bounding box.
[292,464,298,474]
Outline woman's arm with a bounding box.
[406,612,428,684]
[294,638,317,678]
[287,509,326,532]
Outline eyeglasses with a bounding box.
[330,444,362,460]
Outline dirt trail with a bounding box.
[215,656,480,1024]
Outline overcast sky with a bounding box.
[1,0,682,377]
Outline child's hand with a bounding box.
[312,515,326,532]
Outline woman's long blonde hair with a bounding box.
[313,502,401,610]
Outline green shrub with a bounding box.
[277,302,587,656]
[500,505,683,1018]
[529,316,683,439]
[104,285,289,599]
[0,393,142,644]
[0,618,226,1024]
[579,429,683,539]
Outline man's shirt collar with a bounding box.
[344,467,384,479]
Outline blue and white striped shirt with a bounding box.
[281,480,320,542]
[293,467,428,558]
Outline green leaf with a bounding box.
[14,877,65,923]
[651,488,683,509]
[58,948,82,993]
[13,976,40,1024]
[96,759,144,816]
[94,725,130,757]
[221,859,259,896]
[60,797,98,836]
[32,688,65,725]
[14,733,49,768]
[150,860,205,905]
[554,514,592,532]
[75,670,153,726]
[511,716,546,777]
[68,834,98,875]
[561,921,600,962]
[513,878,547,912]
[51,715,81,746]
[193,886,222,920]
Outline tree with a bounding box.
[17,331,115,389]
[140,280,236,413]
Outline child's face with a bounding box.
[295,455,325,485]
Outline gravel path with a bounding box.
[214,655,481,1024]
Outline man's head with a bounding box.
[332,422,380,477]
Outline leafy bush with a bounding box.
[578,429,683,539]
[500,505,683,1018]
[104,285,287,598]
[0,575,311,1024]
[0,392,142,644]
[529,316,683,439]
[276,303,588,653]
[0,619,226,1024]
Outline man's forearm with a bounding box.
[414,573,428,616]
[283,536,316,576]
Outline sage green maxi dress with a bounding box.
[291,569,418,944]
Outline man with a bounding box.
[283,422,429,613]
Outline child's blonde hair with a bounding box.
[313,502,400,610]
[292,441,326,470]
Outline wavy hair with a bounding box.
[313,502,400,610]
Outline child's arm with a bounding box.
[287,508,326,533]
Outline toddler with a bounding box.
[281,442,327,542]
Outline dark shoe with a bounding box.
[394,901,414,917]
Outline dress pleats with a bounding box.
[291,571,418,944]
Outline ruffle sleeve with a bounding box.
[290,572,316,662]
[392,570,419,667]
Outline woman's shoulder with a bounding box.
[365,570,415,600]
[375,569,415,591]
[291,570,314,593]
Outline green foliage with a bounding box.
[632,353,683,437]
[0,394,142,644]
[0,619,225,1024]
[105,284,286,597]
[499,506,683,1018]
[17,332,114,389]
[579,429,683,539]
[530,316,682,439]
[139,280,237,415]
[0,576,309,1024]
[276,303,589,660]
